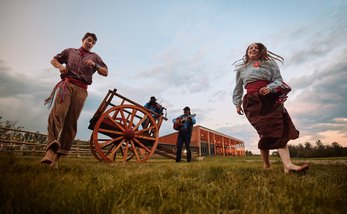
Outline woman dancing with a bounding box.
[233,43,308,174]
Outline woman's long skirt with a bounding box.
[243,93,299,149]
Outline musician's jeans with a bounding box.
[176,130,192,162]
[47,83,87,155]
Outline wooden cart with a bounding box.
[88,89,178,163]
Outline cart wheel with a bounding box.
[90,134,136,162]
[89,135,103,161]
[92,104,159,163]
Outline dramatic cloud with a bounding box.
[287,50,347,140]
[0,61,52,132]
[136,48,215,94]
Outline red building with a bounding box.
[159,125,245,156]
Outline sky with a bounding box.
[0,0,346,153]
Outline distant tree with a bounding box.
[331,142,342,149]
[0,116,25,140]
[314,140,325,157]
[0,116,24,130]
[330,142,345,157]
[287,140,347,158]
[245,150,253,156]
[304,142,312,150]
[288,145,297,158]
[315,140,324,149]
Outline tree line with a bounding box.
[287,140,347,158]
[246,140,347,158]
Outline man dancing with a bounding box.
[41,32,108,168]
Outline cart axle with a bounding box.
[124,129,135,140]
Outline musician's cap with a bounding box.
[150,96,157,102]
[183,106,190,111]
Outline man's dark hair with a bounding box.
[82,32,97,43]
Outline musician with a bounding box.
[142,96,164,128]
[172,106,196,162]
[144,96,164,117]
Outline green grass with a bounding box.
[0,155,346,214]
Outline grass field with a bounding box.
[0,154,346,214]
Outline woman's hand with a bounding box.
[259,87,271,96]
[236,106,244,115]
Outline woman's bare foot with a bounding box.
[284,164,309,174]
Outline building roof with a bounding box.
[159,125,244,143]
[195,125,244,143]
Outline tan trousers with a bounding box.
[47,83,87,155]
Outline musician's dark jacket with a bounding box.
[144,102,162,117]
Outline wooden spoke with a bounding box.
[122,141,129,162]
[106,115,125,132]
[98,128,124,136]
[133,138,151,153]
[119,107,127,127]
[111,109,120,119]
[135,125,156,135]
[129,109,137,128]
[133,115,148,131]
[130,140,140,162]
[135,135,156,142]
[107,139,125,160]
[126,110,132,122]
[106,145,117,160]
[99,136,124,149]
[105,144,116,156]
